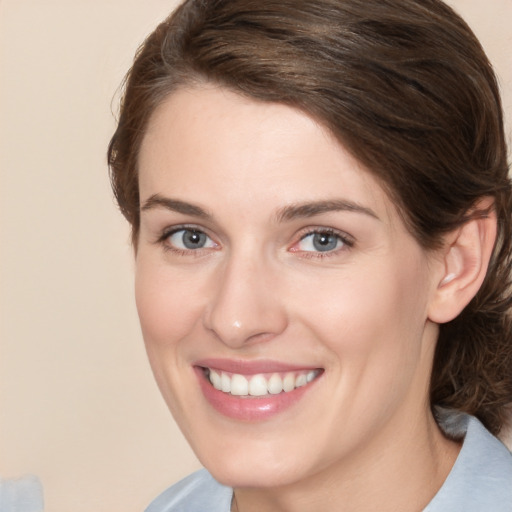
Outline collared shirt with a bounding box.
[146,413,512,512]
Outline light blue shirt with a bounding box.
[0,475,44,512]
[146,412,512,512]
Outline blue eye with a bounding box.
[296,231,346,252]
[167,229,216,250]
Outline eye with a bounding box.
[293,229,352,254]
[166,228,217,251]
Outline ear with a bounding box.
[428,198,497,324]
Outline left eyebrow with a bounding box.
[275,199,380,223]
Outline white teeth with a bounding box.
[208,368,320,396]
[283,373,295,392]
[210,370,222,390]
[230,374,249,396]
[267,373,283,394]
[221,372,231,393]
[295,373,307,387]
[249,374,268,396]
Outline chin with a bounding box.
[205,456,309,489]
[188,429,321,489]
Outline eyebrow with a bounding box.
[140,194,379,223]
[140,194,211,218]
[275,199,379,222]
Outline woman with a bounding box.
[108,0,512,510]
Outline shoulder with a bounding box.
[426,411,512,511]
[145,469,233,512]
[0,475,44,512]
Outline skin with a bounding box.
[135,85,462,512]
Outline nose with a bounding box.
[202,253,288,348]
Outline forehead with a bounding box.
[138,86,399,225]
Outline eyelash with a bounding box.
[156,225,218,257]
[291,227,354,259]
[155,225,354,258]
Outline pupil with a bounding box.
[313,233,337,252]
[183,230,205,249]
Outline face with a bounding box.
[136,86,442,488]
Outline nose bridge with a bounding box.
[203,245,287,347]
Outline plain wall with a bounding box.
[0,1,511,511]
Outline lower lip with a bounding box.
[195,367,320,421]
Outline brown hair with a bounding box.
[108,0,512,434]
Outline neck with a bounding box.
[232,407,460,512]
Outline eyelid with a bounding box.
[153,224,353,258]
[289,226,354,256]
[156,224,219,254]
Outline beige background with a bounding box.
[0,1,511,511]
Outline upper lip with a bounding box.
[194,358,321,375]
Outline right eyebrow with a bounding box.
[140,194,212,219]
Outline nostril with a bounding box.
[202,267,288,348]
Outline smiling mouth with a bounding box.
[202,367,322,397]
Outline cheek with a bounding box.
[134,258,205,350]
[134,258,206,414]
[297,256,430,382]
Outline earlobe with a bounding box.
[428,199,497,324]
